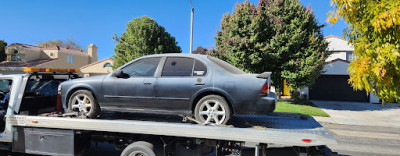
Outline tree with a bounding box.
[112,16,181,69]
[0,40,7,62]
[328,0,400,103]
[37,38,84,51]
[214,0,329,93]
[192,46,208,55]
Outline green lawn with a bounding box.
[275,101,330,117]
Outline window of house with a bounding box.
[104,63,112,68]
[122,57,161,77]
[67,56,74,64]
[346,52,356,61]
[11,50,21,61]
[50,53,54,57]
[162,57,195,77]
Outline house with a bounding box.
[80,58,114,77]
[300,35,380,103]
[0,43,98,74]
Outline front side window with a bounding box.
[122,57,161,77]
[11,50,21,61]
[162,57,194,77]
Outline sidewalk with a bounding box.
[312,101,400,128]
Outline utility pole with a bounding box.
[190,0,194,54]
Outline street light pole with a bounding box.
[190,0,194,54]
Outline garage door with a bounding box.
[309,75,369,102]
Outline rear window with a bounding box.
[207,56,245,74]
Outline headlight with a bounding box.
[58,85,62,94]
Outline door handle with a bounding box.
[195,83,205,86]
[144,82,152,85]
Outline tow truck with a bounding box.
[0,68,336,156]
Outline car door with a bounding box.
[155,57,208,112]
[102,57,161,110]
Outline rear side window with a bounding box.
[122,57,161,77]
[193,59,207,76]
[162,57,194,77]
[207,56,245,74]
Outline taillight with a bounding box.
[260,83,270,95]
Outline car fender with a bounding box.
[63,83,99,109]
[190,87,235,113]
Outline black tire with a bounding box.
[68,90,100,118]
[120,141,155,156]
[194,95,231,125]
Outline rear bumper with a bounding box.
[254,92,277,115]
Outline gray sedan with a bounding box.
[60,54,276,125]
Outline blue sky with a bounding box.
[0,0,347,60]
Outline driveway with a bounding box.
[313,101,400,128]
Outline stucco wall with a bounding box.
[23,49,41,62]
[35,52,90,69]
[81,59,113,77]
[42,50,59,59]
[326,52,347,62]
[326,37,353,51]
[5,46,41,62]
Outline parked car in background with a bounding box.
[60,54,276,125]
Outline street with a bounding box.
[322,123,400,156]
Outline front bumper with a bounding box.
[254,92,277,115]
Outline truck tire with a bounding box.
[120,141,155,156]
[68,90,100,118]
[194,95,231,125]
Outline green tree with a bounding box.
[112,16,181,69]
[37,38,84,51]
[328,0,400,103]
[0,40,7,62]
[215,0,329,93]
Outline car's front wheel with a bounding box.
[68,90,100,118]
[194,95,231,125]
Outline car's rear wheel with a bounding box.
[68,90,100,118]
[194,95,231,125]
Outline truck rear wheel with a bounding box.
[120,141,155,156]
[68,90,100,118]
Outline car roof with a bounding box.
[142,53,209,60]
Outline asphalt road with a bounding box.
[322,123,400,156]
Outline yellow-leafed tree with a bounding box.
[328,0,400,103]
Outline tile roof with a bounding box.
[80,58,114,69]
[324,58,350,65]
[41,46,88,55]
[9,43,88,55]
[0,59,57,67]
[9,43,42,50]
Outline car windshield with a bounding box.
[207,56,245,74]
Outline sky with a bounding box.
[0,0,347,61]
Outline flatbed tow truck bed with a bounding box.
[9,113,335,148]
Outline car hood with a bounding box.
[62,75,107,85]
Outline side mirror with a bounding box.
[113,70,130,79]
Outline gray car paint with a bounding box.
[60,54,276,115]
